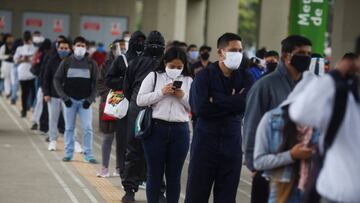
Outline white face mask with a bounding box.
[165,67,183,79]
[33,36,44,44]
[124,36,130,42]
[223,51,243,70]
[88,47,96,55]
[74,47,86,59]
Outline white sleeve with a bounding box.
[289,75,334,132]
[0,45,9,60]
[13,47,21,64]
[136,72,164,107]
[179,77,193,111]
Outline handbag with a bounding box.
[104,90,129,119]
[100,101,116,121]
[134,72,157,139]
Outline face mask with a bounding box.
[290,55,311,73]
[33,36,44,44]
[165,67,183,79]
[200,52,210,61]
[189,51,199,60]
[266,62,278,72]
[124,37,130,42]
[223,51,243,70]
[74,47,86,60]
[57,50,70,58]
[88,47,96,55]
[134,43,144,52]
[147,45,164,57]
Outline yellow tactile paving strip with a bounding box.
[58,138,124,203]
[17,101,124,203]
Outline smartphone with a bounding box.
[172,81,183,89]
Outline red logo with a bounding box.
[83,22,101,31]
[110,22,121,36]
[53,19,63,33]
[25,18,43,27]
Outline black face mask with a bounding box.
[147,44,164,57]
[134,43,144,52]
[200,52,210,61]
[290,55,311,73]
[267,62,278,72]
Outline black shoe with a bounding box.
[31,123,38,130]
[121,191,135,203]
[11,100,16,105]
[45,137,50,142]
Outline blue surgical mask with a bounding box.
[57,50,70,58]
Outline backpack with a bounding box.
[304,70,351,203]
[30,50,43,76]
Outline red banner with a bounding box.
[83,22,101,31]
[25,18,43,27]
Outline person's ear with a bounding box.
[218,49,225,60]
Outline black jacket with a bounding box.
[42,53,62,98]
[123,56,161,102]
[105,31,146,90]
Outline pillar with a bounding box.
[205,0,239,60]
[185,0,206,46]
[142,0,187,42]
[258,0,291,52]
[331,0,360,63]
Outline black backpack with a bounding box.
[304,70,355,203]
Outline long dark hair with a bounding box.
[155,47,191,77]
[280,105,300,180]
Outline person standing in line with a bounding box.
[96,40,120,177]
[185,33,252,203]
[43,39,72,151]
[53,36,98,163]
[13,31,37,117]
[186,44,199,66]
[105,31,146,178]
[190,45,212,77]
[137,47,193,203]
[121,30,165,203]
[0,34,15,98]
[244,35,312,203]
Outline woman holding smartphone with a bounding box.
[137,47,193,203]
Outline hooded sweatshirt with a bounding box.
[105,31,146,90]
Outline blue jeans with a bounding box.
[142,119,190,203]
[48,97,63,141]
[268,182,304,203]
[62,98,93,158]
[10,65,18,102]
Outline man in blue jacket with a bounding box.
[185,33,252,203]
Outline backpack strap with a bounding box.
[325,70,349,153]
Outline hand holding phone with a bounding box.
[172,81,183,90]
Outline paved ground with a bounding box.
[0,96,252,203]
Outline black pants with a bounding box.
[39,99,49,132]
[185,120,243,203]
[121,102,146,193]
[116,116,128,177]
[20,79,35,115]
[250,171,269,203]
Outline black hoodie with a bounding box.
[123,31,165,101]
[105,31,146,90]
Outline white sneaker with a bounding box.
[48,141,57,151]
[74,141,83,153]
[139,182,146,190]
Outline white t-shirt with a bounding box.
[14,44,37,81]
[289,74,360,202]
[137,72,193,122]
